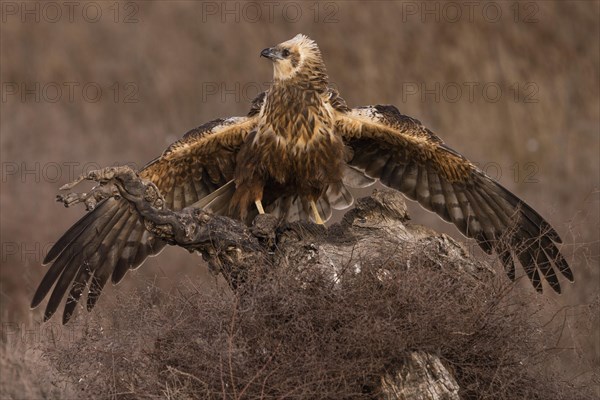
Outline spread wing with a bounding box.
[32,114,260,323]
[336,104,573,293]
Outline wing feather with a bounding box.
[32,200,120,311]
[44,201,128,321]
[337,104,572,292]
[462,189,496,253]
[43,199,112,265]
[365,154,392,179]
[183,182,196,207]
[416,166,431,209]
[439,179,465,229]
[398,163,419,200]
[34,113,260,323]
[379,158,401,187]
[427,170,449,221]
[452,184,481,238]
[111,218,142,284]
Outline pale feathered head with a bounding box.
[261,34,327,86]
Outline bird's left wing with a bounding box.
[33,114,259,323]
[335,105,572,293]
[141,116,257,211]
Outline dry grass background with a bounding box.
[0,1,598,398]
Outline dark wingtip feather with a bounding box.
[540,261,562,293]
[86,271,112,312]
[62,271,91,324]
[43,310,54,323]
[532,244,562,293]
[43,267,80,322]
[555,254,573,282]
[111,259,131,284]
[498,248,515,282]
[43,200,109,265]
[516,249,543,293]
[31,271,58,309]
[62,307,74,325]
[31,288,47,309]
[86,288,102,312]
[561,266,574,282]
[494,181,563,244]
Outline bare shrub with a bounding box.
[44,247,596,399]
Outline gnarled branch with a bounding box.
[59,165,496,398]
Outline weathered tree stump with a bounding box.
[60,166,496,398]
[380,352,460,400]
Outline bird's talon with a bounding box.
[255,200,266,215]
[310,200,325,225]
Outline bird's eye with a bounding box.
[282,49,290,57]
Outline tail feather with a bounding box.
[267,196,299,222]
[291,198,309,222]
[326,183,355,211]
[342,165,376,188]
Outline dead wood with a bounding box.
[59,166,498,398]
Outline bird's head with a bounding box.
[261,34,328,87]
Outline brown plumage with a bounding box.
[33,34,572,324]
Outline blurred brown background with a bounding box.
[1,0,598,393]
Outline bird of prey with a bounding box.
[32,34,572,324]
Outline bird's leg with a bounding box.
[255,199,265,215]
[309,200,325,225]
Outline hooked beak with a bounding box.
[260,47,281,61]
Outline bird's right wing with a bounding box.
[335,105,572,293]
[32,115,260,324]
